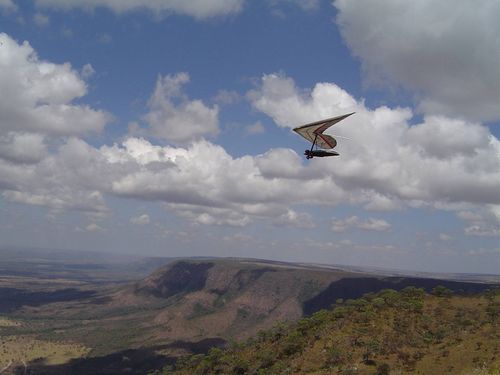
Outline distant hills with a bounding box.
[0,251,498,374]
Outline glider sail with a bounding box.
[293,112,354,149]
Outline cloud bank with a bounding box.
[249,73,500,233]
[35,0,245,19]
[1,32,499,239]
[0,33,110,136]
[144,73,219,144]
[334,0,500,122]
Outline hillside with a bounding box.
[1,258,498,374]
[168,287,500,375]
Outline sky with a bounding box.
[0,0,499,274]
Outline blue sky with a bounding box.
[0,0,499,274]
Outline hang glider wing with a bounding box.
[293,112,354,149]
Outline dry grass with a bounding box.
[0,335,89,368]
[171,290,500,375]
[0,317,21,327]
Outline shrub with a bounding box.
[432,285,453,297]
[376,363,391,375]
[257,348,276,369]
[232,358,250,374]
[325,347,345,367]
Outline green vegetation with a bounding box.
[0,317,21,327]
[0,335,89,368]
[167,287,500,375]
[1,257,499,374]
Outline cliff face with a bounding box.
[135,260,340,341]
[11,258,498,375]
[135,261,214,298]
[123,260,497,344]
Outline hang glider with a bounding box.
[293,112,354,159]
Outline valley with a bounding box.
[0,248,498,374]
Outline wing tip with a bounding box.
[293,111,355,131]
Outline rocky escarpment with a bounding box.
[134,261,214,298]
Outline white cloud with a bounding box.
[248,73,500,209]
[0,131,350,224]
[214,89,240,105]
[458,205,500,237]
[170,204,252,227]
[1,32,497,235]
[255,148,306,179]
[269,0,319,14]
[248,73,358,128]
[0,0,16,11]
[34,13,50,27]
[467,247,500,256]
[0,137,110,213]
[85,222,104,232]
[357,217,391,232]
[3,189,108,214]
[130,214,150,225]
[362,193,402,211]
[245,121,265,135]
[0,33,110,136]
[465,225,500,237]
[107,138,345,214]
[144,73,219,144]
[439,233,451,241]
[0,132,47,164]
[332,216,391,232]
[97,33,112,44]
[273,209,315,228]
[61,26,73,38]
[80,63,95,79]
[290,0,318,11]
[3,91,497,226]
[334,0,500,122]
[406,117,491,160]
[35,0,245,19]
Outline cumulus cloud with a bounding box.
[80,63,95,79]
[248,73,357,128]
[213,89,240,105]
[4,73,498,226]
[248,73,500,210]
[458,205,500,237]
[0,131,350,224]
[439,233,452,241]
[268,0,319,15]
[97,33,112,44]
[0,132,47,164]
[0,33,110,136]
[334,0,500,122]
[34,13,50,27]
[0,0,16,11]
[35,0,244,19]
[169,204,252,227]
[61,26,73,38]
[130,213,150,225]
[1,31,498,235]
[464,225,500,237]
[107,138,346,214]
[245,121,265,135]
[144,73,219,144]
[84,222,104,232]
[332,216,391,232]
[3,189,108,214]
[273,209,315,228]
[1,54,498,234]
[0,137,110,213]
